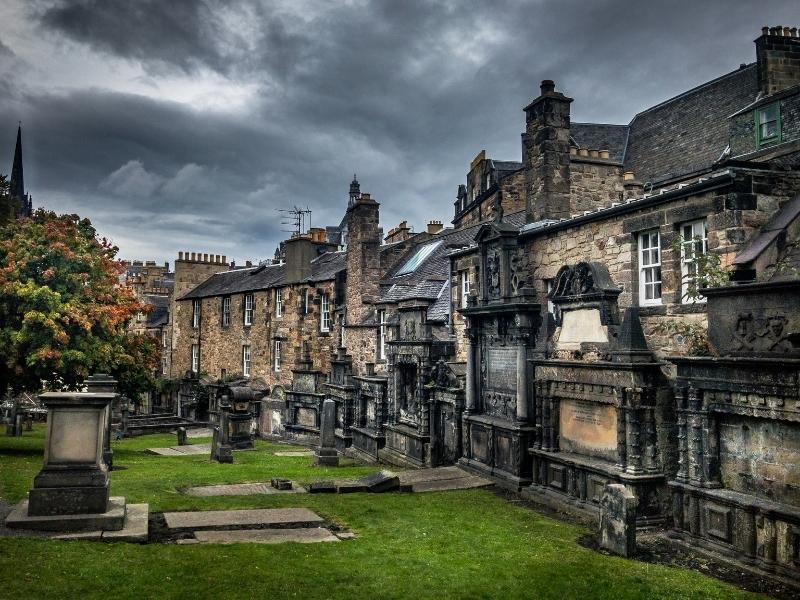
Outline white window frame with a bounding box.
[222,296,231,326]
[273,340,281,372]
[378,309,387,360]
[638,229,662,306]
[244,293,254,326]
[320,293,330,332]
[192,299,200,328]
[275,288,283,317]
[242,345,251,378]
[161,329,167,348]
[191,344,199,373]
[460,270,471,308]
[680,219,708,304]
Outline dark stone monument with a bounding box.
[270,478,292,491]
[309,480,337,494]
[599,484,637,557]
[315,398,339,466]
[176,426,187,446]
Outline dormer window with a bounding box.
[756,103,780,147]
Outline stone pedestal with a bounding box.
[6,391,128,533]
[315,398,339,466]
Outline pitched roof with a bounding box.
[570,123,628,162]
[180,252,346,300]
[623,64,759,184]
[142,294,169,327]
[377,210,526,316]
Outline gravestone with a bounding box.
[599,484,637,557]
[85,373,118,470]
[177,426,187,446]
[314,398,339,466]
[211,425,233,463]
[309,481,337,494]
[359,470,400,493]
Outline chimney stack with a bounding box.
[427,220,443,234]
[756,25,800,95]
[522,80,573,222]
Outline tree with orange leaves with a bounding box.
[0,210,160,399]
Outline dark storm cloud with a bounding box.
[4,0,798,264]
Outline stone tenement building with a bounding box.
[167,26,800,578]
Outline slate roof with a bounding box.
[142,294,169,327]
[570,123,628,162]
[180,251,346,300]
[623,64,759,184]
[378,210,526,321]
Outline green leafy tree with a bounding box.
[0,209,160,396]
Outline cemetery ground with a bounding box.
[0,427,789,600]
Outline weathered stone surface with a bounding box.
[274,450,314,457]
[148,444,211,456]
[599,484,637,557]
[184,482,306,497]
[6,497,126,532]
[315,398,339,467]
[336,482,369,493]
[410,476,492,493]
[309,481,337,494]
[102,503,149,542]
[192,527,339,544]
[163,508,323,531]
[187,428,213,438]
[359,470,400,493]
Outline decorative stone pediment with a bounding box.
[549,262,621,304]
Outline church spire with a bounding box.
[9,124,29,218]
[348,173,360,208]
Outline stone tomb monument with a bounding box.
[315,398,339,466]
[6,392,128,532]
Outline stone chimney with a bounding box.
[345,190,381,322]
[756,25,800,95]
[283,236,315,283]
[427,220,443,234]
[384,220,412,244]
[522,80,573,223]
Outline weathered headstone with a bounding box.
[177,426,187,446]
[359,470,400,493]
[599,484,637,557]
[314,398,339,466]
[211,425,233,463]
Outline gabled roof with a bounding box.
[142,294,169,327]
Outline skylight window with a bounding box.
[395,241,442,275]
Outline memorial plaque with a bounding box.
[294,373,316,393]
[485,346,516,392]
[366,401,376,425]
[556,308,608,350]
[297,407,316,428]
[270,410,282,435]
[560,399,617,460]
[49,409,101,464]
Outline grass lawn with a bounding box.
[0,425,763,599]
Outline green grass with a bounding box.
[0,425,762,599]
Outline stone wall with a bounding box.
[569,157,624,214]
[454,170,526,229]
[173,280,338,389]
[756,26,800,96]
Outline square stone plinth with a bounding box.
[28,482,110,516]
[5,496,126,532]
[314,448,339,467]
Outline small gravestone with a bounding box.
[314,398,339,467]
[337,481,369,493]
[211,425,233,464]
[309,481,337,494]
[177,427,187,446]
[599,483,637,557]
[270,478,292,491]
[359,470,400,493]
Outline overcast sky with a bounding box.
[0,1,796,265]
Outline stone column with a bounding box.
[465,331,477,414]
[86,373,118,471]
[615,389,627,471]
[624,388,643,474]
[515,342,528,422]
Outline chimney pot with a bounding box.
[578,148,589,157]
[178,251,184,260]
[791,27,797,37]
[191,252,196,261]
[599,149,610,159]
[762,26,769,35]
[203,253,208,262]
[623,171,635,181]
[783,26,792,37]
[222,255,227,264]
[589,149,599,158]
[540,79,555,95]
[246,260,252,267]
[569,146,577,155]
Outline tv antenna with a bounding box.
[278,206,312,236]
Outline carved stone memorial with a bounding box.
[314,398,339,466]
[599,484,637,557]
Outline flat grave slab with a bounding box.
[274,450,314,457]
[410,476,493,493]
[397,466,467,485]
[163,507,323,531]
[183,482,307,497]
[192,527,339,544]
[187,428,213,439]
[147,444,211,456]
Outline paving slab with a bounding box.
[183,482,307,497]
[274,451,314,457]
[410,476,493,493]
[397,466,467,485]
[147,444,210,456]
[163,507,324,531]
[187,428,213,438]
[103,503,149,542]
[192,527,339,545]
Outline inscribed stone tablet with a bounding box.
[560,399,617,460]
[49,409,100,463]
[557,308,608,349]
[297,407,316,428]
[486,346,516,392]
